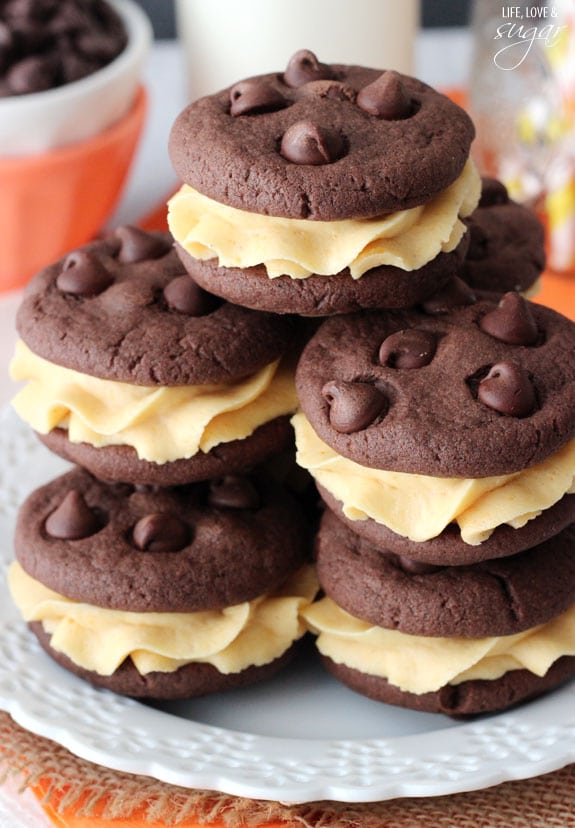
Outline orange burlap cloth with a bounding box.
[2,712,575,828]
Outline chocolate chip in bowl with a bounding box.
[0,0,151,153]
[0,0,128,98]
[0,0,152,290]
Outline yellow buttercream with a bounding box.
[9,563,318,677]
[168,160,481,280]
[523,277,542,299]
[303,597,575,694]
[292,412,575,545]
[10,341,298,464]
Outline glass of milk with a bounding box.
[175,0,420,100]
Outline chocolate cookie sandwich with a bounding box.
[302,508,575,716]
[293,290,575,565]
[11,226,301,485]
[167,50,480,316]
[461,178,546,297]
[9,467,317,699]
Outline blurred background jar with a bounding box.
[469,0,575,274]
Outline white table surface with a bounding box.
[0,28,470,826]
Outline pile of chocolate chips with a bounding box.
[0,0,127,97]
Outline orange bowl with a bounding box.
[0,85,147,293]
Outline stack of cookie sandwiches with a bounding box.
[295,295,575,715]
[9,49,567,718]
[8,225,317,699]
[166,50,575,717]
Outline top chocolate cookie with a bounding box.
[295,289,575,477]
[16,226,298,386]
[169,50,475,220]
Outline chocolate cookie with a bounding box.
[37,417,294,486]
[175,241,464,317]
[31,623,298,700]
[295,291,575,476]
[315,508,575,637]
[13,226,304,484]
[169,53,475,220]
[318,484,575,566]
[322,656,575,717]
[16,226,298,385]
[15,466,309,612]
[461,178,546,295]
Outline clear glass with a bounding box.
[175,0,420,101]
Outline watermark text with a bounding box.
[493,7,565,69]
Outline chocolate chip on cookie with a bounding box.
[17,228,298,386]
[169,57,475,220]
[296,295,575,476]
[16,467,309,612]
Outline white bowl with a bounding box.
[0,0,152,156]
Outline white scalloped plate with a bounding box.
[1,406,574,803]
